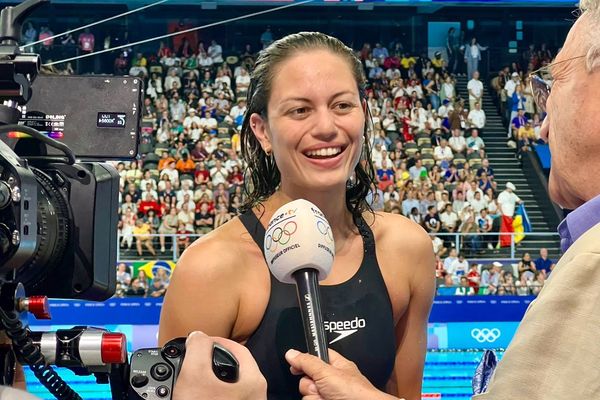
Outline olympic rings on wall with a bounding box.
[471,328,501,343]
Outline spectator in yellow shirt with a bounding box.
[400,53,417,78]
[517,121,536,160]
[431,51,445,73]
[518,121,537,142]
[133,219,156,257]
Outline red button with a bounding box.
[101,333,127,364]
[28,296,51,319]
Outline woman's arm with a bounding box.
[384,220,436,400]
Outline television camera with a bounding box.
[0,0,238,398]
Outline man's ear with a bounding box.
[586,44,600,73]
[249,113,272,154]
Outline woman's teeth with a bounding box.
[305,147,342,158]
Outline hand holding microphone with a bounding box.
[264,199,334,362]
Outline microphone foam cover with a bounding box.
[264,199,334,284]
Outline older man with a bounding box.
[282,2,600,399]
[469,3,600,397]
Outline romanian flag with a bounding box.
[516,204,532,233]
[513,204,532,244]
[513,215,525,244]
[499,215,514,247]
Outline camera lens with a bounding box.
[0,181,11,209]
[14,168,70,293]
[0,224,11,257]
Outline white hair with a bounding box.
[579,0,600,72]
[580,0,600,12]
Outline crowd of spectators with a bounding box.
[27,20,556,296]
[116,262,171,298]
[99,35,508,265]
[489,43,555,159]
[436,248,555,296]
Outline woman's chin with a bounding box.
[284,173,350,194]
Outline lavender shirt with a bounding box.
[558,193,600,253]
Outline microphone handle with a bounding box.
[292,268,330,363]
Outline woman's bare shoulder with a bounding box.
[159,217,265,342]
[367,211,435,274]
[367,211,432,250]
[176,217,258,278]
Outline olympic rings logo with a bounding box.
[317,220,333,244]
[471,328,501,343]
[265,221,297,252]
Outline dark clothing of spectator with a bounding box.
[535,257,555,275]
[126,190,141,203]
[147,281,167,297]
[512,115,528,131]
[477,166,495,179]
[423,213,441,232]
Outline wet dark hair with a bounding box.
[240,32,376,221]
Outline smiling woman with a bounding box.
[241,32,374,220]
[159,32,436,400]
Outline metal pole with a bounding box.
[510,233,515,259]
[172,234,178,262]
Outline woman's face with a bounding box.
[250,50,365,193]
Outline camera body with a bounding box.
[126,338,239,400]
[0,1,239,398]
[0,152,120,300]
[127,338,187,400]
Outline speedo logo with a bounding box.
[324,317,366,344]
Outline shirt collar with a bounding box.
[558,193,600,253]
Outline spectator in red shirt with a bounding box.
[157,41,172,59]
[38,25,54,48]
[191,141,209,162]
[193,161,210,186]
[138,193,161,217]
[78,28,95,53]
[228,165,244,186]
[467,263,481,293]
[195,193,215,215]
[176,222,193,253]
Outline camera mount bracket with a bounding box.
[0,0,48,124]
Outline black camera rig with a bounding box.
[0,1,239,399]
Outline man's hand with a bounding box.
[173,331,267,400]
[285,349,401,400]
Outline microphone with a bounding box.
[264,199,334,362]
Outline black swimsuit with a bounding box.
[240,210,396,399]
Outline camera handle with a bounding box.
[0,280,83,399]
[0,0,48,125]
